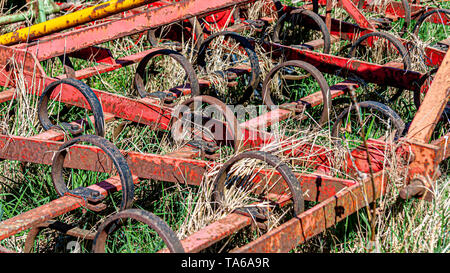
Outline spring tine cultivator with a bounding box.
[0,0,448,254]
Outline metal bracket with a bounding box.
[50,122,83,135]
[64,187,107,212]
[146,91,176,102]
[234,206,269,221]
[187,139,219,154]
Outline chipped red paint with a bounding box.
[159,213,252,253]
[232,171,387,253]
[0,176,139,241]
[0,0,448,254]
[340,0,375,29]
[22,0,256,61]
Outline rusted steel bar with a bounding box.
[0,0,156,46]
[257,40,424,91]
[34,77,172,130]
[407,51,450,143]
[325,0,333,31]
[432,132,450,161]
[0,134,207,184]
[0,133,354,199]
[399,179,426,199]
[401,140,441,202]
[296,10,446,67]
[0,75,331,164]
[67,46,116,65]
[340,0,375,29]
[19,0,255,61]
[0,89,15,103]
[0,176,138,241]
[366,1,449,24]
[0,245,16,253]
[159,213,252,253]
[0,130,354,242]
[303,0,448,25]
[232,171,387,253]
[56,48,161,80]
[0,0,446,254]
[24,220,96,253]
[30,113,115,141]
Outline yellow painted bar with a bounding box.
[0,0,155,46]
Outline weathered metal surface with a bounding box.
[317,12,446,67]
[255,40,425,91]
[340,0,375,29]
[407,51,450,143]
[262,60,331,124]
[0,176,138,241]
[0,0,156,46]
[31,113,115,141]
[58,48,162,80]
[179,95,242,150]
[432,132,450,161]
[0,133,353,202]
[24,220,96,253]
[331,101,406,143]
[0,0,448,254]
[37,77,173,130]
[159,213,252,253]
[0,89,15,103]
[134,48,200,98]
[51,135,135,211]
[22,0,255,61]
[0,134,207,184]
[232,171,386,253]
[241,81,358,130]
[212,150,305,215]
[38,78,106,137]
[67,46,116,65]
[0,45,46,89]
[305,0,449,26]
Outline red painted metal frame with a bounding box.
[303,0,450,26]
[0,0,448,253]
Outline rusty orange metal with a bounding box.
[0,0,448,254]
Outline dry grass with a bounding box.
[0,0,449,253]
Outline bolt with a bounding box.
[91,191,100,197]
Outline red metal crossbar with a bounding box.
[0,0,448,253]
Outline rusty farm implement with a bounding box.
[0,0,448,253]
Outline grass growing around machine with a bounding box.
[0,0,448,253]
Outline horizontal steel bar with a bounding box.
[432,132,450,161]
[159,212,252,253]
[0,89,15,103]
[22,0,255,61]
[0,0,156,46]
[232,170,386,252]
[0,176,139,241]
[240,81,358,130]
